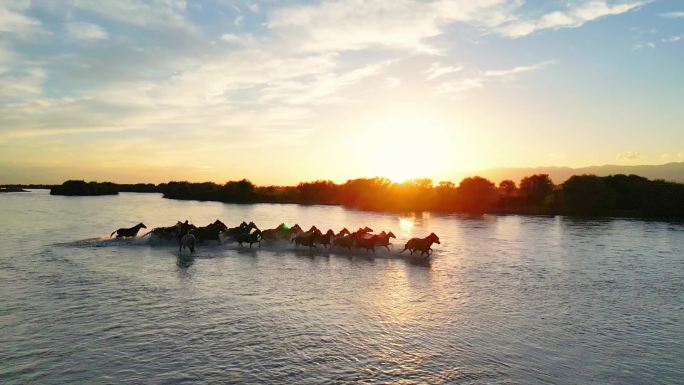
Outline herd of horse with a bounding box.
[109,220,441,257]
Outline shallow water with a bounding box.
[1,190,682,384]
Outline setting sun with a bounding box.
[352,111,457,183]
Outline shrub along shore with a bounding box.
[45,174,684,218]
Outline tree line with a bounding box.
[48,174,684,217]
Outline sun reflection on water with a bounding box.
[399,217,414,231]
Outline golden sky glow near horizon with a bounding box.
[0,1,683,185]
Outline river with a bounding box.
[1,190,682,384]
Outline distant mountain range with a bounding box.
[467,162,684,184]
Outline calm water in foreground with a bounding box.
[1,190,682,384]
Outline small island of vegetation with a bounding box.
[0,186,29,193]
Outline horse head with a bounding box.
[325,229,335,237]
[138,223,147,229]
[308,225,319,233]
[363,226,373,233]
[388,231,396,239]
[428,232,440,244]
[214,219,228,231]
[292,224,302,231]
[338,227,350,236]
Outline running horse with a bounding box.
[333,235,355,250]
[223,221,258,239]
[110,223,147,238]
[374,231,396,251]
[292,228,323,250]
[261,223,290,241]
[399,233,440,257]
[143,220,195,240]
[317,229,336,249]
[235,229,262,248]
[194,219,229,243]
[355,234,379,253]
[179,230,196,253]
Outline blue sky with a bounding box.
[0,0,682,184]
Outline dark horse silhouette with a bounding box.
[261,223,293,240]
[110,223,146,238]
[194,219,228,243]
[223,221,258,239]
[399,232,440,257]
[235,229,262,248]
[179,230,196,253]
[143,220,195,240]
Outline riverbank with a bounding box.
[43,173,684,218]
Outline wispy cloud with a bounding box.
[267,0,515,54]
[66,0,190,30]
[66,22,108,40]
[662,34,684,43]
[617,151,642,160]
[425,62,463,80]
[0,1,42,36]
[435,60,555,96]
[498,1,646,38]
[660,11,684,19]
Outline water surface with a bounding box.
[1,190,682,384]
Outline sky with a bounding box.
[0,0,683,185]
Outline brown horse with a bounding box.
[336,227,351,237]
[292,228,322,250]
[110,223,147,238]
[332,234,355,250]
[317,229,335,249]
[374,231,396,251]
[355,234,379,253]
[400,233,440,257]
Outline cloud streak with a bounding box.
[498,1,646,38]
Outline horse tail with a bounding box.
[110,230,117,238]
